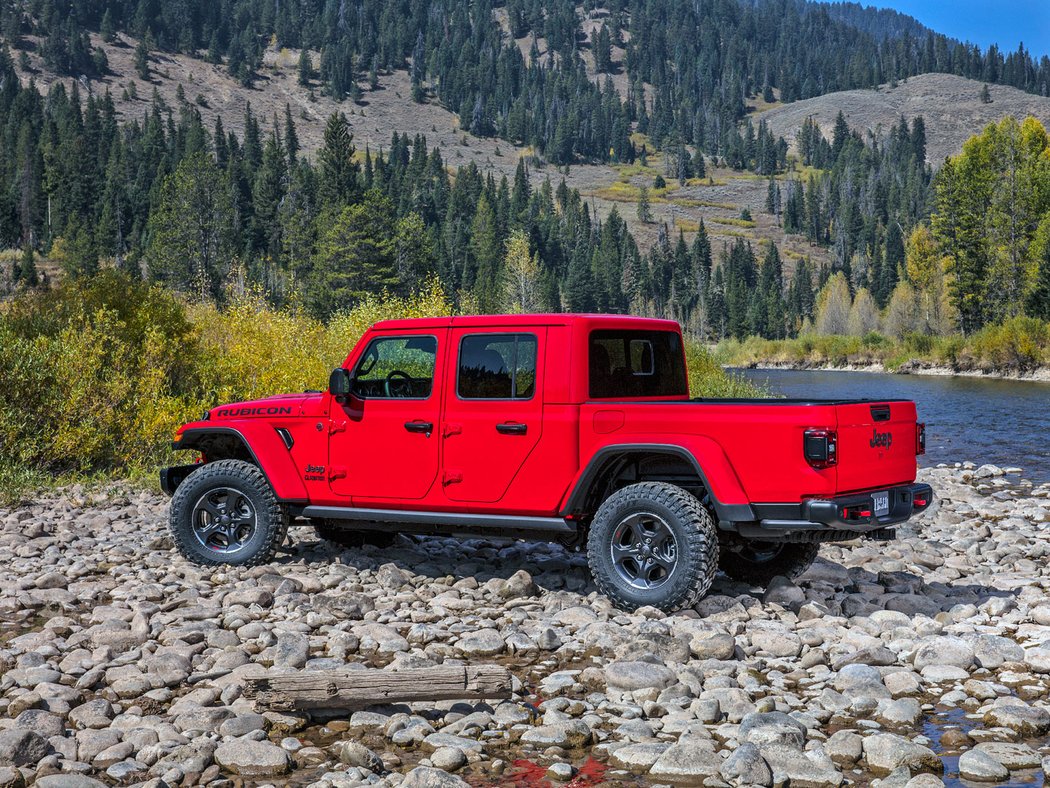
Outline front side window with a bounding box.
[458,334,538,399]
[351,335,437,399]
[589,329,687,398]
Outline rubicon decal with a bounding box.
[215,406,294,418]
[870,428,892,449]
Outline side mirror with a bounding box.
[329,368,352,400]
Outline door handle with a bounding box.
[404,421,433,436]
[496,422,528,435]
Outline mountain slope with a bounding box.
[759,73,1050,163]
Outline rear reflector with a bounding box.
[916,423,926,456]
[804,429,838,469]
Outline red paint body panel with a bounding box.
[172,314,923,519]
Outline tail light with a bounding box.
[916,423,926,456]
[804,429,837,469]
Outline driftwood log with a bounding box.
[243,665,513,711]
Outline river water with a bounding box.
[733,368,1050,484]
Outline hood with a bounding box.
[209,392,321,420]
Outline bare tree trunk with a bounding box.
[243,666,513,711]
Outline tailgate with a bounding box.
[834,401,917,493]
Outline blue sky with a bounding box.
[867,1,1050,58]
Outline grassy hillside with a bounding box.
[759,73,1050,164]
[9,30,833,269]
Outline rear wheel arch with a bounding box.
[562,444,753,523]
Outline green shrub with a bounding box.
[0,274,758,498]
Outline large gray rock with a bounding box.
[519,721,591,748]
[331,740,383,772]
[0,729,49,766]
[863,733,942,776]
[763,576,806,611]
[738,711,807,748]
[604,660,676,691]
[34,777,107,788]
[958,749,1009,782]
[825,730,863,766]
[214,739,291,776]
[913,636,975,671]
[400,766,471,787]
[273,633,310,668]
[720,742,772,786]
[12,709,63,738]
[833,664,891,699]
[689,632,736,660]
[759,744,844,787]
[648,740,722,782]
[973,742,1040,769]
[609,743,671,772]
[983,703,1050,736]
[454,628,505,657]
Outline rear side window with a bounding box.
[589,330,687,398]
[458,334,537,399]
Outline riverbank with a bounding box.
[731,359,1050,382]
[2,464,1049,786]
[715,319,1050,381]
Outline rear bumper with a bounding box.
[749,482,933,534]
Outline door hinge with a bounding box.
[442,470,462,485]
[443,423,462,437]
[328,466,347,481]
[329,421,347,435]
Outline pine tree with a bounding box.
[298,47,312,86]
[100,10,116,43]
[469,194,501,307]
[283,104,299,163]
[313,190,400,312]
[637,186,653,223]
[134,36,150,80]
[147,152,235,301]
[318,112,358,206]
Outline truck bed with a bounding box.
[579,398,918,504]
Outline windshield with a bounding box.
[589,329,688,399]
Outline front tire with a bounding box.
[587,482,718,613]
[719,541,819,585]
[168,460,288,566]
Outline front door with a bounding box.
[328,332,444,500]
[441,329,544,503]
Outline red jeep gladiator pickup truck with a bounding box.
[162,314,931,612]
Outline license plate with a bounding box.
[872,491,890,517]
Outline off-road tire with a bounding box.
[587,482,718,613]
[314,520,396,549]
[719,541,819,585]
[169,460,288,566]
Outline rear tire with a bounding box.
[587,482,718,613]
[313,520,396,549]
[168,460,288,566]
[719,541,819,585]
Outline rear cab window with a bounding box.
[589,329,687,399]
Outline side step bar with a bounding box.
[299,506,575,535]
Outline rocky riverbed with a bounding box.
[1,464,1049,787]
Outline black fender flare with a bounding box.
[560,443,755,523]
[169,426,308,503]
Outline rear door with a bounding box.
[441,329,544,503]
[834,401,917,493]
